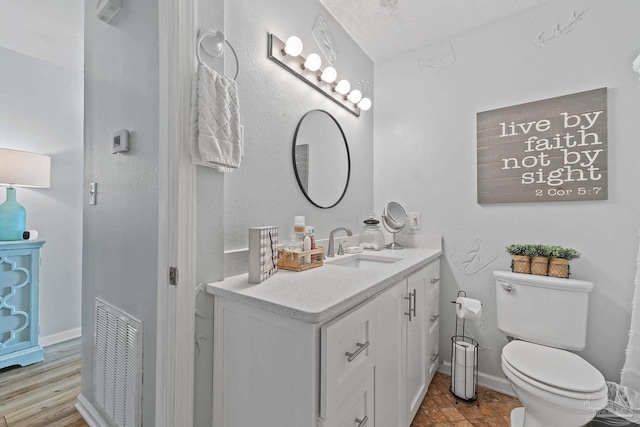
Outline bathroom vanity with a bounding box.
[207,246,441,427]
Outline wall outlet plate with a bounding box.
[112,129,130,154]
[409,212,421,230]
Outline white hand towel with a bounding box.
[189,62,242,171]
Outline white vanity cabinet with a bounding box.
[210,251,440,427]
[405,261,441,422]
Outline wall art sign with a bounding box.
[477,87,607,204]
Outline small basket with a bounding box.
[548,258,570,278]
[531,257,549,276]
[511,255,531,274]
[277,246,324,272]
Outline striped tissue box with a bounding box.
[248,226,278,284]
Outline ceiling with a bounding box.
[319,0,551,62]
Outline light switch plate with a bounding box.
[112,129,130,154]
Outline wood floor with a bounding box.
[0,338,87,427]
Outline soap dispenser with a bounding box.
[358,214,385,251]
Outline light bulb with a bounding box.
[303,53,322,71]
[320,66,337,83]
[283,36,303,57]
[335,79,351,95]
[347,89,362,104]
[358,97,372,111]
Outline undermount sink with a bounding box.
[328,254,402,270]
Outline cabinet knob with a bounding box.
[430,314,439,323]
[355,416,368,427]
[345,341,370,362]
[430,353,439,363]
[431,277,440,284]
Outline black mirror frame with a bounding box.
[292,109,351,209]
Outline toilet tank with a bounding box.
[494,270,594,351]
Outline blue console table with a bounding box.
[0,240,45,369]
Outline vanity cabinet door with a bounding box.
[405,266,429,422]
[320,300,375,418]
[373,281,404,427]
[426,262,441,383]
[322,374,374,427]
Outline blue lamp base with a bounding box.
[0,187,26,241]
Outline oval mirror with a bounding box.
[292,110,350,209]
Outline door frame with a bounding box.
[158,0,196,424]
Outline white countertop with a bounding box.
[206,247,442,324]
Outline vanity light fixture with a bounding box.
[303,53,322,71]
[347,89,362,104]
[334,79,351,95]
[267,33,371,117]
[358,97,372,111]
[320,66,337,83]
[283,36,303,57]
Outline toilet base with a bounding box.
[511,407,525,427]
[511,407,553,427]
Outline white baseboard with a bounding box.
[76,393,111,427]
[40,327,81,347]
[438,361,516,397]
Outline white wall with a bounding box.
[0,0,83,343]
[193,0,374,424]
[83,0,160,424]
[374,0,640,384]
[222,0,374,251]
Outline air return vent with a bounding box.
[94,298,143,427]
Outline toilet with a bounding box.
[494,271,608,427]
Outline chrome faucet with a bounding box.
[327,227,352,257]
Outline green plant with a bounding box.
[558,247,581,260]
[523,244,538,258]
[532,244,552,258]
[506,244,529,256]
[548,245,564,258]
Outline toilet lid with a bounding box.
[503,341,605,393]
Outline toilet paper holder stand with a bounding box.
[450,290,479,402]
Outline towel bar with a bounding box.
[196,29,239,80]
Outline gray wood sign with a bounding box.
[477,88,607,203]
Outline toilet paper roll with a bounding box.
[452,340,476,399]
[456,297,482,320]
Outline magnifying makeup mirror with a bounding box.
[382,201,407,250]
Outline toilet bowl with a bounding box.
[501,340,607,427]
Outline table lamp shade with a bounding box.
[0,149,51,241]
[0,149,51,188]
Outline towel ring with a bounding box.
[196,29,240,81]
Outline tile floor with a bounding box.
[411,372,521,427]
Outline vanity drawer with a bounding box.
[322,374,374,427]
[320,301,374,418]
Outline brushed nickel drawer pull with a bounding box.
[404,294,412,321]
[345,341,370,362]
[355,416,368,426]
[411,289,417,318]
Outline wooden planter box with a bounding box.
[548,258,570,278]
[531,257,549,276]
[511,255,531,274]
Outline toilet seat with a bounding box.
[502,341,605,396]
